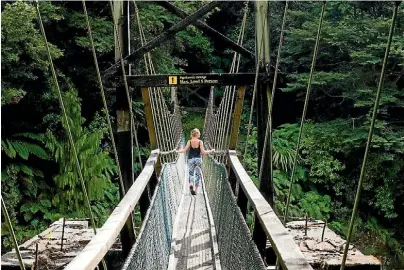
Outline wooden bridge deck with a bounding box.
[168,171,220,270]
[169,192,214,270]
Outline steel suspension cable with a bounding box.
[163,89,177,160]
[150,88,167,163]
[155,88,171,162]
[170,88,181,151]
[242,61,260,161]
[34,2,107,269]
[223,4,248,152]
[214,13,244,151]
[132,2,167,163]
[133,0,150,75]
[138,1,182,159]
[258,0,289,201]
[109,1,144,170]
[213,86,229,151]
[147,57,177,161]
[156,87,175,160]
[204,89,216,149]
[132,120,143,170]
[147,74,170,162]
[203,87,215,145]
[237,0,271,238]
[283,1,326,225]
[218,86,233,161]
[221,16,247,163]
[273,5,290,267]
[236,1,269,197]
[340,3,400,269]
[216,5,248,160]
[81,0,125,196]
[215,85,231,152]
[1,197,26,270]
[242,1,270,163]
[154,88,176,160]
[134,1,179,161]
[109,1,133,119]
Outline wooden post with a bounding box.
[253,0,273,259]
[35,243,39,270]
[229,86,246,149]
[141,87,160,172]
[60,217,66,251]
[114,0,135,256]
[305,213,308,236]
[227,86,246,193]
[321,219,327,242]
[140,87,160,218]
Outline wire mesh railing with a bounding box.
[122,151,185,270]
[202,154,266,270]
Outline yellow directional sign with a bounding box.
[168,76,178,85]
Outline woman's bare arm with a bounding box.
[200,141,214,155]
[176,141,190,153]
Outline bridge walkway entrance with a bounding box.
[169,190,215,270]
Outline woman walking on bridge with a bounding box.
[176,128,215,195]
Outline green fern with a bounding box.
[15,132,44,141]
[16,163,33,176]
[1,132,49,160]
[44,89,116,209]
[2,140,17,158]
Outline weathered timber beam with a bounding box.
[156,1,254,59]
[127,73,267,87]
[228,150,313,270]
[103,1,220,77]
[65,150,160,270]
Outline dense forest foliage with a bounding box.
[1,1,403,269]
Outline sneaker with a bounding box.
[191,189,196,195]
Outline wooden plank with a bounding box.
[228,151,313,270]
[128,73,267,87]
[65,150,160,270]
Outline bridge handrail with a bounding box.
[228,150,313,270]
[65,149,160,270]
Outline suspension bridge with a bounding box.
[1,1,401,270]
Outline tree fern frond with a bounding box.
[2,140,17,158]
[23,142,49,159]
[11,140,29,160]
[9,140,49,160]
[17,164,34,176]
[14,132,43,142]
